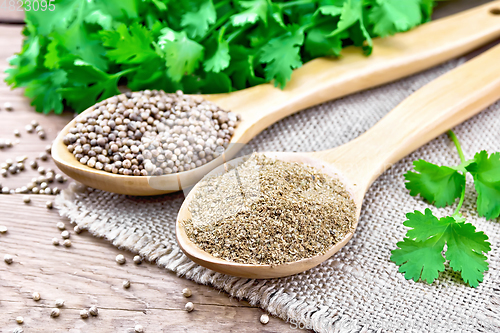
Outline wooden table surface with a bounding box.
[0,1,494,332]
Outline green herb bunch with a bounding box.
[391,131,500,287]
[6,0,435,114]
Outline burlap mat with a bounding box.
[56,59,500,333]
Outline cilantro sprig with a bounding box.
[391,131,499,287]
[6,0,436,114]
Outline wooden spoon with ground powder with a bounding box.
[176,44,500,278]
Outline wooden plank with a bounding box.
[0,25,299,332]
[0,7,24,23]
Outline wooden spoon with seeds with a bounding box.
[52,2,500,196]
[176,43,500,279]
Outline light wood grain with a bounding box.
[52,0,500,196]
[0,25,299,333]
[177,43,500,279]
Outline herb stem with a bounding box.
[447,130,465,163]
[198,9,236,43]
[448,130,466,215]
[214,0,231,9]
[278,0,317,9]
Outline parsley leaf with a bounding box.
[158,28,205,82]
[259,27,304,88]
[368,0,422,37]
[8,0,437,113]
[391,209,490,287]
[466,151,500,220]
[404,160,465,208]
[181,0,216,39]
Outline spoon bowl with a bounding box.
[52,3,500,195]
[176,43,500,278]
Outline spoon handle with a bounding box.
[213,1,500,139]
[313,42,500,197]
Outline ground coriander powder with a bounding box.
[183,153,356,265]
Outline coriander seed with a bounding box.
[133,255,142,265]
[32,292,41,301]
[25,124,34,133]
[74,225,82,234]
[4,102,13,111]
[55,299,65,307]
[122,280,131,289]
[30,160,38,169]
[89,305,98,316]
[182,288,192,298]
[50,308,60,318]
[4,254,13,264]
[23,195,30,204]
[56,222,65,230]
[185,302,194,312]
[134,324,144,333]
[0,225,7,233]
[14,129,20,137]
[260,314,269,325]
[46,201,53,209]
[52,238,60,246]
[80,309,89,319]
[40,152,48,161]
[61,231,70,239]
[16,316,24,324]
[2,186,9,194]
[115,254,126,265]
[63,239,71,247]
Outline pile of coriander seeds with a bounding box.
[63,90,240,176]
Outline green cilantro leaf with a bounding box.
[305,22,343,58]
[231,0,268,26]
[404,160,465,208]
[368,0,422,37]
[101,23,157,65]
[445,218,490,287]
[225,45,265,90]
[24,0,81,35]
[181,0,216,39]
[391,209,490,287]
[204,38,231,73]
[259,27,304,88]
[157,28,205,82]
[5,36,41,88]
[24,69,68,114]
[466,151,500,220]
[391,237,446,283]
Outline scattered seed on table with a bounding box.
[45,144,52,153]
[116,254,126,265]
[14,129,20,137]
[61,231,70,239]
[135,324,144,333]
[44,188,52,195]
[63,239,71,247]
[123,280,131,289]
[38,167,45,175]
[89,306,98,316]
[9,165,18,174]
[16,163,24,171]
[55,174,65,183]
[4,254,13,264]
[32,187,39,194]
[80,309,89,319]
[55,299,65,307]
[0,225,7,233]
[30,160,38,169]
[39,152,48,161]
[9,189,15,194]
[74,225,82,234]
[25,124,34,133]
[31,120,39,127]
[5,139,12,148]
[4,102,13,111]
[46,201,53,209]
[46,172,55,183]
[50,308,60,318]
[56,222,65,230]
[1,169,7,177]
[23,195,30,204]
[182,288,192,298]
[35,125,43,132]
[260,314,269,325]
[52,187,60,195]
[2,187,9,194]
[185,302,194,312]
[16,316,24,324]
[133,255,142,265]
[52,238,60,246]
[32,292,41,301]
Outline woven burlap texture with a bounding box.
[56,60,500,333]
